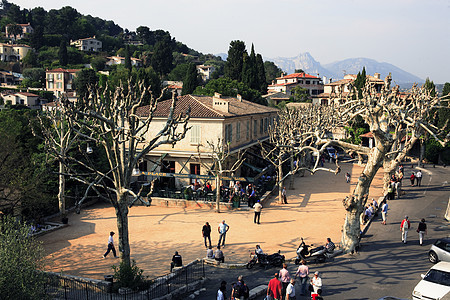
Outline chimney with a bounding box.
[237,94,242,102]
[213,93,229,113]
[374,73,381,79]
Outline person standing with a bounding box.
[267,273,282,300]
[417,218,427,246]
[103,231,118,258]
[231,275,246,300]
[310,271,322,295]
[416,170,423,186]
[202,222,212,248]
[217,280,227,300]
[282,187,288,204]
[218,220,230,247]
[381,201,388,225]
[279,263,291,300]
[285,279,296,300]
[295,259,309,296]
[253,200,262,224]
[400,215,411,244]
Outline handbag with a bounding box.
[308,284,313,292]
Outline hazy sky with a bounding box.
[12,0,450,83]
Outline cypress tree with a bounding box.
[224,40,246,81]
[182,63,198,95]
[124,45,132,71]
[256,54,267,94]
[58,40,68,66]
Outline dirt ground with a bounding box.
[39,162,384,279]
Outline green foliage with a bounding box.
[58,40,68,66]
[151,38,173,76]
[193,77,264,105]
[424,138,447,164]
[91,56,107,71]
[294,69,304,73]
[22,50,38,68]
[74,68,99,100]
[354,67,366,99]
[124,45,132,71]
[242,44,258,91]
[224,40,246,81]
[424,77,436,97]
[256,54,267,94]
[21,68,45,88]
[168,63,190,81]
[181,63,199,95]
[343,115,369,145]
[442,82,450,96]
[0,216,48,299]
[291,86,310,102]
[264,61,283,84]
[112,259,144,290]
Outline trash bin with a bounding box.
[232,199,240,208]
[104,275,114,283]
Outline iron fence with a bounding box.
[45,260,205,300]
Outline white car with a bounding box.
[412,261,450,300]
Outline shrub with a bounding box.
[112,259,144,291]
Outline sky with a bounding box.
[12,0,450,83]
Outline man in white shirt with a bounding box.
[311,271,322,294]
[253,200,262,224]
[217,220,230,247]
[415,170,422,186]
[103,231,118,258]
[286,279,296,300]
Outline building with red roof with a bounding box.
[267,72,323,98]
[45,68,80,98]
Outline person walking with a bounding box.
[267,273,282,300]
[217,280,227,300]
[103,231,118,258]
[253,200,262,224]
[202,222,212,248]
[345,172,351,183]
[279,263,291,300]
[416,170,423,186]
[410,172,415,186]
[282,187,288,204]
[285,279,296,300]
[295,259,309,296]
[417,218,427,246]
[400,215,411,244]
[218,220,230,247]
[231,275,247,300]
[310,271,322,295]
[381,201,388,225]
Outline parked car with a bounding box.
[429,238,450,263]
[412,261,450,299]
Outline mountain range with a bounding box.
[266,52,424,85]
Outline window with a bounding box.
[260,119,263,134]
[56,82,62,89]
[190,125,201,144]
[47,74,54,81]
[236,122,241,142]
[225,124,233,143]
[246,121,250,140]
[306,80,310,84]
[264,118,268,132]
[48,82,54,89]
[57,73,62,80]
[253,120,257,136]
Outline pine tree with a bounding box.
[224,40,246,81]
[242,44,258,91]
[424,77,436,97]
[58,40,68,66]
[182,63,198,95]
[151,38,173,76]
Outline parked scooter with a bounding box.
[294,238,328,264]
[246,250,285,269]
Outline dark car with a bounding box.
[429,238,450,264]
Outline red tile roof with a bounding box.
[276,73,320,79]
[17,92,38,97]
[136,94,277,119]
[46,68,80,73]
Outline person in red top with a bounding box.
[400,215,411,244]
[267,273,282,300]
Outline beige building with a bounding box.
[70,36,102,52]
[196,65,215,82]
[45,68,80,98]
[5,23,33,40]
[313,73,385,105]
[136,93,278,188]
[0,43,32,62]
[106,56,142,67]
[268,72,324,97]
[2,91,42,108]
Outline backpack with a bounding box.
[232,282,244,298]
[243,284,249,299]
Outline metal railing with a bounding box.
[45,260,205,299]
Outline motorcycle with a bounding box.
[246,250,285,269]
[294,238,328,264]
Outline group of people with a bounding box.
[363,198,379,224]
[202,220,230,248]
[400,215,428,245]
[409,170,423,187]
[219,181,258,206]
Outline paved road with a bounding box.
[195,164,450,300]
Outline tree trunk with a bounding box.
[419,139,425,167]
[278,159,283,204]
[58,161,66,218]
[289,151,295,190]
[341,139,389,252]
[215,174,221,213]
[116,195,131,266]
